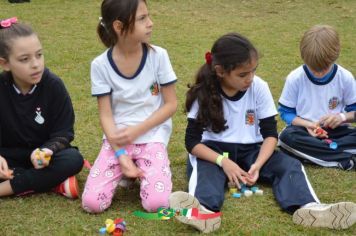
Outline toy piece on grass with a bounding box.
[133,207,221,220]
[232,193,241,198]
[231,185,263,198]
[99,218,126,235]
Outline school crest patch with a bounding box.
[150,82,159,95]
[245,109,255,125]
[328,97,339,110]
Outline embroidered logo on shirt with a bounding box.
[245,109,255,125]
[34,107,45,124]
[150,82,159,95]
[328,97,339,110]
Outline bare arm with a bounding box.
[115,83,177,146]
[97,95,121,149]
[245,137,277,185]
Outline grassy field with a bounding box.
[0,0,355,235]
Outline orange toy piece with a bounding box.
[315,127,327,135]
[5,169,13,178]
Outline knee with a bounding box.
[63,148,84,173]
[281,154,302,170]
[81,192,110,214]
[71,149,84,169]
[279,128,296,144]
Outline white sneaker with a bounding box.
[169,191,221,233]
[293,202,356,229]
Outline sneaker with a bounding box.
[293,202,356,229]
[53,176,79,199]
[169,191,221,233]
[352,155,356,171]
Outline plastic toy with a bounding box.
[34,148,51,165]
[99,218,126,235]
[230,184,263,198]
[324,139,338,150]
[4,169,13,178]
[229,188,238,194]
[133,207,221,220]
[250,186,259,193]
[244,190,253,197]
[315,127,327,135]
[232,193,241,198]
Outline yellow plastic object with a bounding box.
[229,188,238,194]
[35,148,52,162]
[105,219,115,233]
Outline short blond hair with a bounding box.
[300,25,340,72]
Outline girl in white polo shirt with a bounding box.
[82,0,177,214]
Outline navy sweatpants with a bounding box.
[5,147,83,195]
[187,141,318,213]
[279,125,356,169]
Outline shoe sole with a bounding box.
[169,191,221,233]
[293,202,356,229]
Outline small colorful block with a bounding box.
[244,190,253,197]
[232,193,241,198]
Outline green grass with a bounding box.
[0,0,356,235]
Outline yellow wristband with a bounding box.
[216,152,229,167]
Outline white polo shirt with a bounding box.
[279,64,356,122]
[188,76,277,144]
[91,45,177,145]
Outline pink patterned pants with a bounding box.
[82,140,172,213]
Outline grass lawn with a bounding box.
[0,0,355,235]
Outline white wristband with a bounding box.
[339,113,346,122]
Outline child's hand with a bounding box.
[319,113,344,129]
[108,126,141,147]
[221,158,249,188]
[115,126,141,147]
[0,155,13,180]
[119,155,144,178]
[306,122,328,138]
[245,163,260,186]
[30,148,53,169]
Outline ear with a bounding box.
[112,20,123,34]
[0,57,10,72]
[214,65,225,78]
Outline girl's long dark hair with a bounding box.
[185,33,258,133]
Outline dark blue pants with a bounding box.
[187,141,318,213]
[279,125,356,169]
[6,148,83,194]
